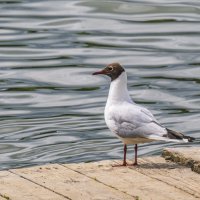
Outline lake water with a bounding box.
[0,0,200,170]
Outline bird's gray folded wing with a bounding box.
[116,120,166,138]
[111,104,167,139]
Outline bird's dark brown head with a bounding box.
[92,63,125,81]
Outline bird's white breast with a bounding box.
[104,72,132,136]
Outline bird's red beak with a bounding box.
[92,70,106,75]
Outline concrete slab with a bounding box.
[138,157,200,198]
[163,147,200,174]
[65,157,199,200]
[11,163,134,200]
[0,170,66,200]
[0,148,199,200]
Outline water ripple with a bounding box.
[0,0,199,169]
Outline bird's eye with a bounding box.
[108,66,113,71]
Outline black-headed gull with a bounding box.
[93,63,195,166]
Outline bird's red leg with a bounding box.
[122,144,127,166]
[112,144,127,167]
[133,144,138,165]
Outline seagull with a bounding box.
[93,63,195,166]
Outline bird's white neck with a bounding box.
[107,71,132,104]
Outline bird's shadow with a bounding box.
[134,162,181,170]
[114,159,183,170]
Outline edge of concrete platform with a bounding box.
[162,147,200,174]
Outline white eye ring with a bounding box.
[108,66,113,71]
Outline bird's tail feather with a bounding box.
[165,128,195,142]
[147,128,195,143]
